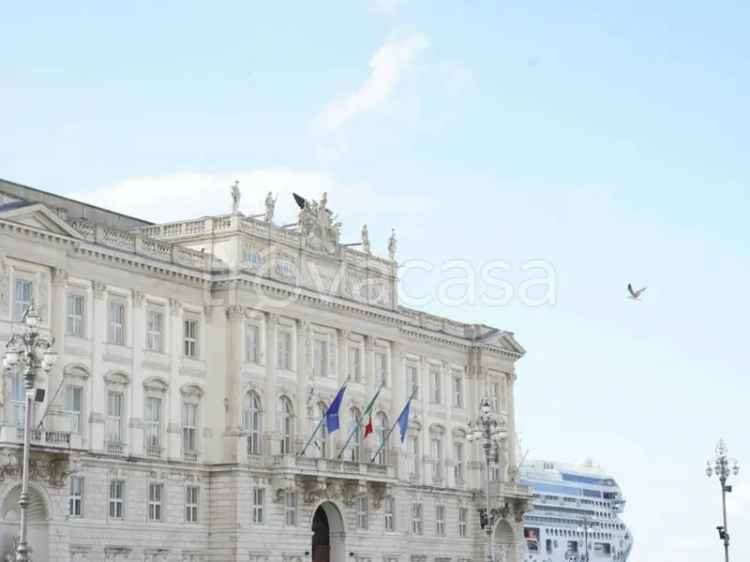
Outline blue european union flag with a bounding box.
[325,384,347,433]
[397,399,412,442]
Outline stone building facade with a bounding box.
[0,179,531,562]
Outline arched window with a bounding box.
[315,401,329,459]
[375,412,389,465]
[349,407,361,462]
[244,391,262,456]
[278,396,294,455]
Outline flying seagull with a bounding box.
[627,283,647,300]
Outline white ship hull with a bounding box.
[520,460,633,562]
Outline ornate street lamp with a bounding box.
[3,302,57,562]
[467,397,508,562]
[706,439,740,562]
[564,515,595,562]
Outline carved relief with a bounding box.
[51,267,68,287]
[93,281,107,300]
[297,193,341,255]
[132,290,145,307]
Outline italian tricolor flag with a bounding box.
[362,385,383,440]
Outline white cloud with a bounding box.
[315,33,429,132]
[70,169,432,241]
[370,0,404,16]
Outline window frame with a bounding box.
[145,306,165,352]
[185,485,199,523]
[384,496,395,532]
[13,276,33,322]
[66,292,86,338]
[183,314,200,358]
[411,502,423,535]
[436,504,446,536]
[69,476,84,517]
[252,487,265,524]
[108,479,125,520]
[64,384,83,434]
[144,396,163,456]
[284,490,297,526]
[148,482,164,522]
[108,297,127,346]
[356,496,369,531]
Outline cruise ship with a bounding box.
[520,460,633,562]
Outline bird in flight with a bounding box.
[627,283,647,300]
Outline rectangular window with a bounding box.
[375,351,388,386]
[285,491,297,526]
[246,323,260,363]
[185,486,199,523]
[454,442,465,485]
[144,397,162,455]
[109,479,124,519]
[10,371,25,427]
[356,496,368,530]
[432,438,443,482]
[146,308,164,352]
[453,373,463,408]
[106,391,124,445]
[458,507,467,537]
[252,488,265,524]
[349,346,361,382]
[64,385,83,434]
[430,367,441,404]
[384,496,395,532]
[277,330,292,370]
[491,381,501,412]
[108,299,126,345]
[148,483,163,521]
[183,316,199,358]
[313,339,328,377]
[436,505,445,536]
[406,364,419,398]
[182,402,198,456]
[66,293,85,337]
[69,476,83,517]
[411,502,423,535]
[14,278,33,321]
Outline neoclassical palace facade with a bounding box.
[0,179,531,562]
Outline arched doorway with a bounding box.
[311,501,345,562]
[493,520,516,562]
[0,485,49,561]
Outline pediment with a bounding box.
[475,327,526,356]
[0,203,82,238]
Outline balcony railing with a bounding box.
[269,454,396,481]
[106,441,125,455]
[14,427,71,446]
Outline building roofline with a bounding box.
[0,177,154,226]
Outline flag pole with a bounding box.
[369,386,417,463]
[336,381,385,460]
[298,415,325,457]
[298,375,350,457]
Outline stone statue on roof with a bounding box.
[361,224,371,254]
[264,191,276,223]
[388,228,397,261]
[230,181,241,214]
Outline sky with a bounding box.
[2,1,749,560]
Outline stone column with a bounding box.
[263,312,277,458]
[89,281,107,452]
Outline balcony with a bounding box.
[106,441,125,455]
[0,411,80,450]
[270,454,395,508]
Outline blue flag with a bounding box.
[397,398,412,442]
[325,384,347,433]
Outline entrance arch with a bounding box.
[311,501,345,562]
[493,520,516,562]
[0,484,50,561]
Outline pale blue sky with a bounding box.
[2,2,749,560]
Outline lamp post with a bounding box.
[3,302,57,562]
[467,397,507,562]
[706,439,740,562]
[564,515,594,562]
